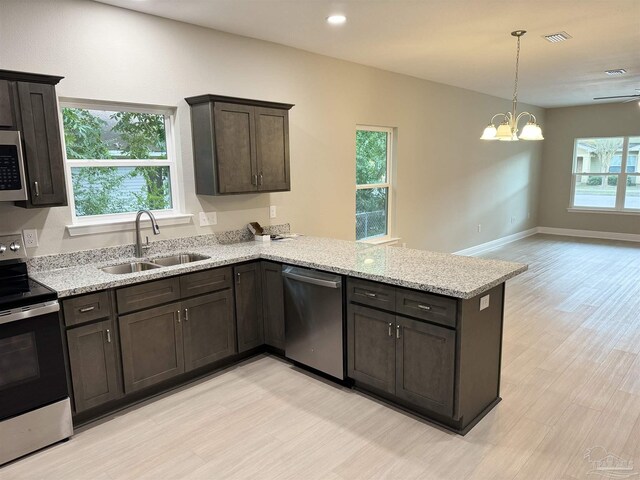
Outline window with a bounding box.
[571,136,640,212]
[356,126,393,240]
[61,102,179,222]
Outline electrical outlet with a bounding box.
[23,229,38,248]
[269,206,277,219]
[480,294,490,311]
[477,224,482,233]
[208,212,217,225]
[199,212,209,226]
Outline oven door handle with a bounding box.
[0,301,60,326]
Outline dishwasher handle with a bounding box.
[282,270,342,289]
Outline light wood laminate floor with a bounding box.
[2,234,640,480]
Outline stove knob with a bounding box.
[9,242,20,252]
[0,244,5,254]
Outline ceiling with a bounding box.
[94,0,640,108]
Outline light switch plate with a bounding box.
[23,229,38,248]
[480,294,490,311]
[199,212,217,226]
[269,206,277,219]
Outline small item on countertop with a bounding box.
[254,234,271,242]
[247,222,263,235]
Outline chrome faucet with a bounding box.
[135,210,160,257]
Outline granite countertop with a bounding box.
[30,236,527,299]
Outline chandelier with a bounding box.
[480,30,544,141]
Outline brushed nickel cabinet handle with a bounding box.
[79,306,95,313]
[388,322,393,337]
[34,181,40,197]
[177,310,181,323]
[417,304,431,311]
[252,174,258,186]
[237,272,241,284]
[106,329,111,343]
[365,292,377,298]
[184,308,189,321]
[396,325,401,339]
[258,172,263,186]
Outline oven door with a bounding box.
[0,301,69,421]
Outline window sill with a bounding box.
[567,208,640,216]
[358,236,402,246]
[66,214,193,237]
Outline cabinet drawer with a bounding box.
[180,267,232,298]
[396,289,457,328]
[116,277,181,314]
[63,291,112,326]
[348,278,396,311]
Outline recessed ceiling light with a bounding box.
[326,15,347,25]
[543,31,572,43]
[605,69,627,76]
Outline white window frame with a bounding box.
[356,125,395,243]
[59,99,189,235]
[569,136,640,214]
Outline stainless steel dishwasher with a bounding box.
[282,265,344,380]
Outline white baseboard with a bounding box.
[454,228,538,256]
[537,227,640,243]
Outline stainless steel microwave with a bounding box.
[0,130,28,202]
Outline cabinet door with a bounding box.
[213,102,257,193]
[347,304,396,394]
[183,290,236,371]
[16,82,67,206]
[0,80,14,128]
[255,107,290,191]
[66,320,122,412]
[261,261,285,349]
[395,316,455,417]
[119,303,184,393]
[234,263,264,352]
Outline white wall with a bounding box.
[0,0,544,256]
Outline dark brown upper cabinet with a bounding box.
[185,94,293,195]
[0,69,67,208]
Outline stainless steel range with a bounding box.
[0,234,72,466]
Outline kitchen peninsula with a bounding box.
[30,232,526,434]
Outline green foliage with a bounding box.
[62,108,171,216]
[587,176,603,186]
[356,130,389,239]
[62,108,111,160]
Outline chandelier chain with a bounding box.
[513,34,521,106]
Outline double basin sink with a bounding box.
[101,253,210,275]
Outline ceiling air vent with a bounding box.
[604,69,627,76]
[543,31,572,43]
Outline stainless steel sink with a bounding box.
[151,253,210,267]
[101,262,161,274]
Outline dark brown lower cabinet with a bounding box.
[261,261,285,349]
[183,290,236,371]
[234,263,264,352]
[347,304,456,417]
[119,302,185,393]
[395,316,455,417]
[66,319,122,412]
[347,304,395,394]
